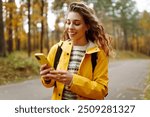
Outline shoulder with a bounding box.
[96,48,109,65]
[47,41,64,62]
[50,40,64,51]
[97,48,108,59]
[87,41,107,59]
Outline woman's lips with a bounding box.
[68,32,76,36]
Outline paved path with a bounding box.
[0,78,53,100]
[0,59,150,100]
[106,59,150,100]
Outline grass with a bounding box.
[111,50,150,60]
[144,71,150,99]
[0,51,40,85]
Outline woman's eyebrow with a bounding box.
[67,19,81,22]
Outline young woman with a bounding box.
[40,2,112,100]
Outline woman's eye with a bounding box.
[74,21,80,26]
[74,23,80,26]
[66,20,80,26]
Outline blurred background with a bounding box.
[0,0,150,100]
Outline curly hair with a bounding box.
[63,2,112,56]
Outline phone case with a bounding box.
[34,53,51,66]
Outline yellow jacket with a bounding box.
[41,40,108,100]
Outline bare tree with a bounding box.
[27,0,31,57]
[40,0,44,53]
[0,0,6,57]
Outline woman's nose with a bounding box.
[68,23,74,29]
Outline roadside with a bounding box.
[0,51,39,85]
[106,59,150,100]
[0,50,149,85]
[0,51,150,100]
[144,71,150,99]
[0,59,150,100]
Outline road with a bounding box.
[0,78,53,100]
[0,59,150,100]
[106,59,150,100]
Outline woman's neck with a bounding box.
[72,38,88,46]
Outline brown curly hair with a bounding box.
[63,2,112,56]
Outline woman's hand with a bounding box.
[42,69,73,85]
[40,64,73,85]
[40,64,54,81]
[50,70,73,85]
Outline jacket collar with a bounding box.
[59,40,100,54]
[86,40,100,54]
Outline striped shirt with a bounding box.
[62,43,89,100]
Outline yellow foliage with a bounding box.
[131,37,138,51]
[3,2,17,11]
[4,30,9,40]
[138,37,145,48]
[139,11,150,31]
[18,31,27,41]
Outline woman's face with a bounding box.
[65,11,88,43]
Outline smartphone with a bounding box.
[34,53,51,66]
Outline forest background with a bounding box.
[0,0,150,85]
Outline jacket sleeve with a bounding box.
[40,43,59,88]
[69,50,108,100]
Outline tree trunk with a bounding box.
[28,0,31,57]
[15,27,20,50]
[40,0,44,53]
[7,0,14,53]
[123,28,128,50]
[45,2,49,54]
[0,0,6,57]
[135,36,139,52]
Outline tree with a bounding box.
[40,0,44,53]
[86,0,112,18]
[113,0,138,50]
[52,0,75,41]
[0,0,6,57]
[7,0,15,53]
[27,0,31,57]
[139,11,150,55]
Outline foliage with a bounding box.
[112,0,138,49]
[52,0,73,10]
[139,11,150,32]
[1,0,50,55]
[138,11,150,55]
[0,0,150,57]
[0,51,39,85]
[0,0,6,56]
[113,50,150,60]
[144,72,150,99]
